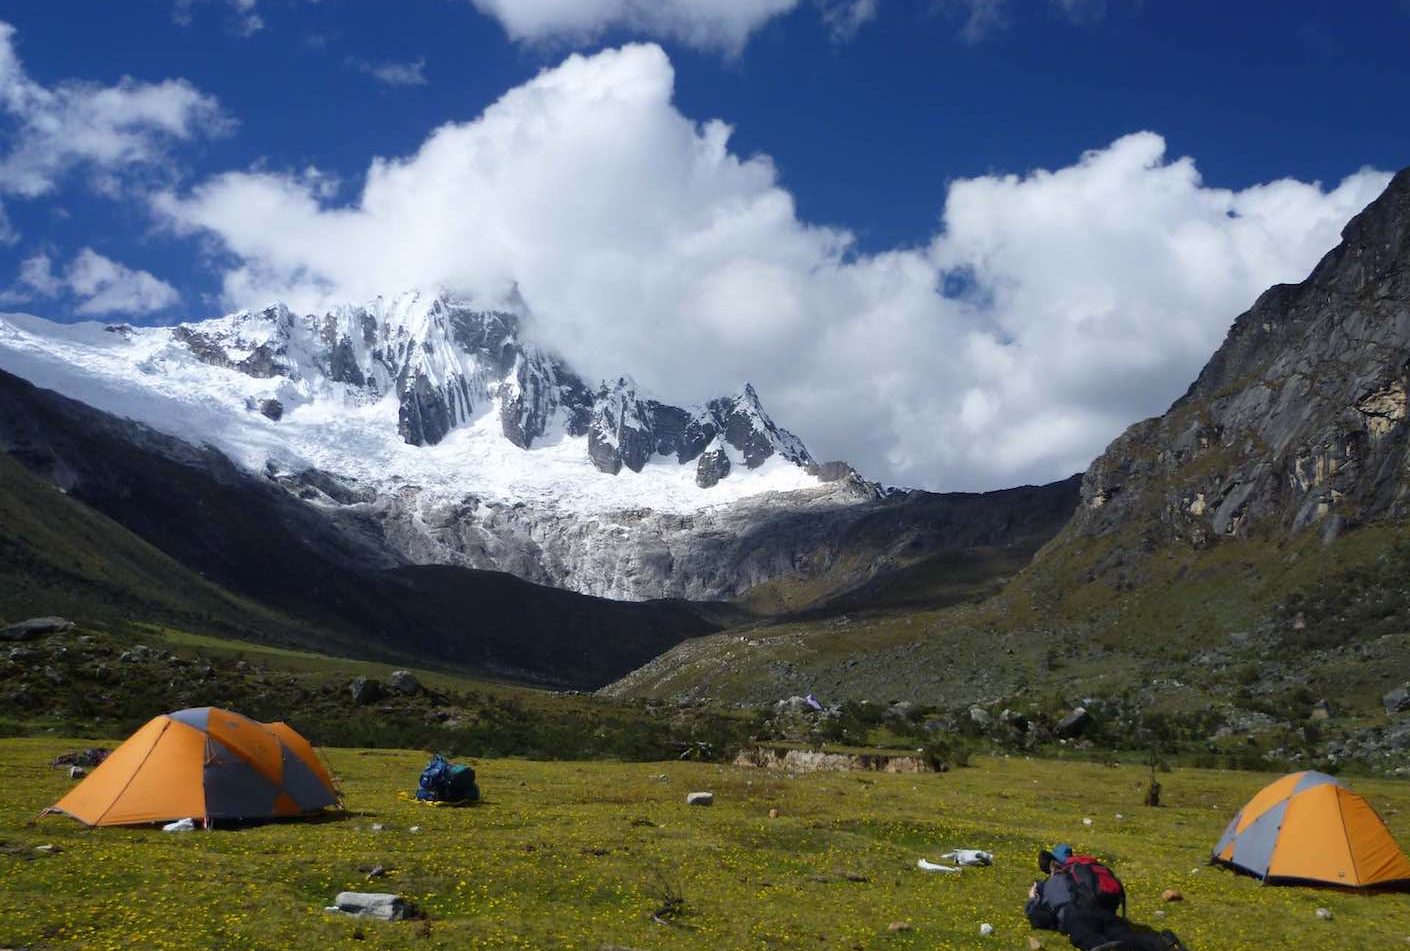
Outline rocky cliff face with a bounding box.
[1076,167,1410,546]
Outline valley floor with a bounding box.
[2,741,1408,949]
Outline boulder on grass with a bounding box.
[686,792,714,806]
[1384,686,1410,715]
[1055,707,1091,738]
[387,670,423,696]
[331,892,415,921]
[349,677,385,704]
[1,617,74,641]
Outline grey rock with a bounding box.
[810,460,858,482]
[1,617,74,641]
[1384,686,1410,714]
[257,398,283,421]
[331,891,415,922]
[397,371,455,446]
[968,706,991,728]
[695,448,731,488]
[349,677,385,705]
[387,670,423,695]
[1056,707,1091,737]
[1310,699,1333,720]
[686,791,714,806]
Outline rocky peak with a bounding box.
[1075,166,1410,545]
[163,291,823,488]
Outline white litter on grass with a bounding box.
[1082,817,1094,826]
[917,859,961,873]
[979,922,994,936]
[940,849,993,867]
[162,818,196,832]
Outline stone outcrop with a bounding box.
[733,746,936,774]
[1,617,74,641]
[695,447,731,488]
[1074,168,1410,546]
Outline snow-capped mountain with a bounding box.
[0,292,828,515]
[0,292,877,599]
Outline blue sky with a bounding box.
[5,0,1406,307]
[0,0,1406,489]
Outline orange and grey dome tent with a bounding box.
[1212,770,1410,888]
[46,707,339,827]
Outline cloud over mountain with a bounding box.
[151,43,1388,491]
[7,249,179,315]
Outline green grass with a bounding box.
[3,738,1408,949]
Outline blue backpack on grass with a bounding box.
[415,754,480,803]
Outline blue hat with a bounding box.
[1053,844,1073,862]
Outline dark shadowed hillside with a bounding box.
[0,369,724,688]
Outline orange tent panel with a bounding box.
[96,719,209,826]
[1268,784,1357,885]
[51,716,170,826]
[1339,791,1410,886]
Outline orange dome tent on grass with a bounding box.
[1212,770,1410,888]
[44,707,339,827]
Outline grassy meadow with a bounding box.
[2,739,1409,950]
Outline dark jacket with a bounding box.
[1025,874,1076,930]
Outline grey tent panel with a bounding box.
[1291,771,1342,795]
[1213,810,1243,859]
[202,736,280,819]
[1230,800,1289,877]
[168,707,213,731]
[279,743,336,811]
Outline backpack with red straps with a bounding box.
[1059,854,1127,917]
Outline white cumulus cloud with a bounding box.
[467,0,802,53]
[8,249,179,316]
[0,20,229,200]
[151,43,1389,491]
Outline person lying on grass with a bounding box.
[1025,844,1187,951]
